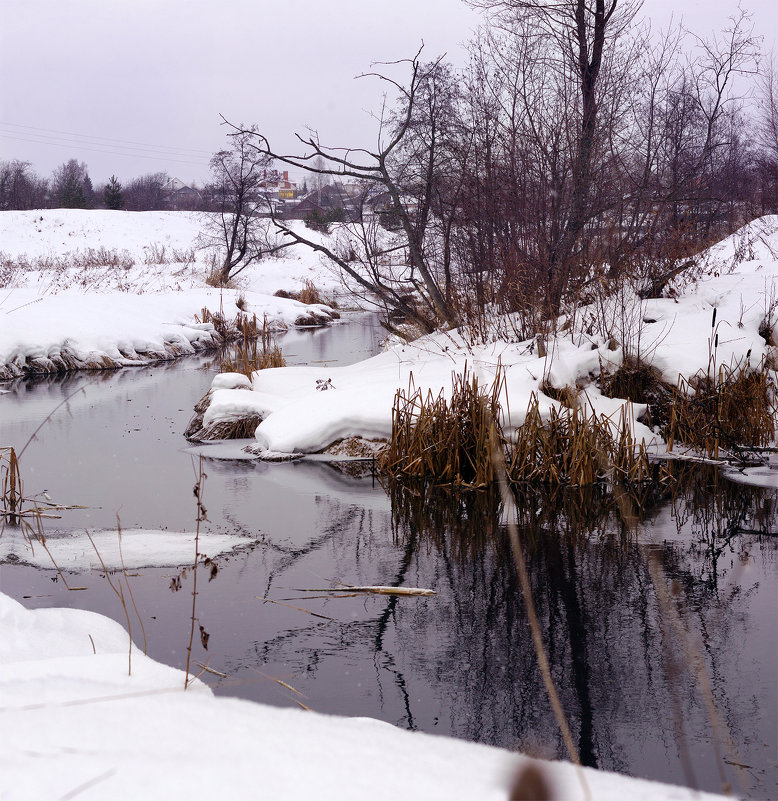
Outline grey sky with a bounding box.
[1,0,775,187]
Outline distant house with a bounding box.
[286,183,361,221]
[161,178,202,210]
[259,170,298,200]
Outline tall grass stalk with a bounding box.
[185,458,207,689]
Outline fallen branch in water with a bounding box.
[292,584,437,597]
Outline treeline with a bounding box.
[0,159,208,212]
[247,1,778,331]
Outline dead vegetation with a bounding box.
[667,359,776,458]
[219,314,285,378]
[508,394,657,486]
[1,445,88,590]
[274,279,332,307]
[599,357,674,429]
[184,316,284,441]
[376,367,504,488]
[377,368,659,489]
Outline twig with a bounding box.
[489,425,591,801]
[257,597,337,620]
[117,516,147,655]
[195,661,227,678]
[85,530,133,676]
[185,457,207,689]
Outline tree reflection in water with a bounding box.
[385,468,776,798]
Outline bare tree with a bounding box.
[226,52,464,334]
[0,160,47,210]
[755,53,778,213]
[202,127,274,286]
[124,172,168,211]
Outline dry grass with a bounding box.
[377,367,504,488]
[599,357,674,428]
[273,279,332,307]
[378,368,658,489]
[1,446,87,590]
[220,313,285,378]
[667,359,776,458]
[1,446,22,526]
[508,394,656,487]
[299,279,325,305]
[192,416,263,441]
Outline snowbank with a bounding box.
[0,210,341,379]
[0,527,260,571]
[0,591,728,801]
[197,217,776,458]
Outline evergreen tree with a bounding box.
[60,173,86,208]
[103,175,125,210]
[82,174,95,208]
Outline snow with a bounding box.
[194,217,777,460]
[0,527,260,571]
[0,590,728,801]
[0,210,343,379]
[0,210,770,799]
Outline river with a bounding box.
[0,312,775,799]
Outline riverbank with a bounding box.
[194,216,777,467]
[0,210,341,379]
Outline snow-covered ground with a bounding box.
[0,589,728,801]
[0,209,772,800]
[198,217,777,460]
[0,210,343,379]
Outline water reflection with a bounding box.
[1,313,774,798]
[380,473,776,797]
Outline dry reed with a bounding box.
[508,395,655,487]
[220,314,285,378]
[667,358,776,458]
[378,371,657,489]
[377,367,504,488]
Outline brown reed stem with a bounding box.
[185,457,207,689]
[490,429,591,801]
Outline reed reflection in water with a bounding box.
[382,467,776,798]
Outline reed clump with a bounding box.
[599,358,674,429]
[378,371,656,489]
[667,359,776,458]
[299,279,325,305]
[376,368,504,488]
[220,313,285,378]
[274,279,332,307]
[507,394,654,486]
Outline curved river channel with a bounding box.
[1,312,775,799]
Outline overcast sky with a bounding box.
[1,0,775,187]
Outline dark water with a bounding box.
[0,312,775,799]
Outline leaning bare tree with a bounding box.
[225,52,465,334]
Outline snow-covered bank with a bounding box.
[0,210,341,379]
[196,217,777,459]
[0,590,728,801]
